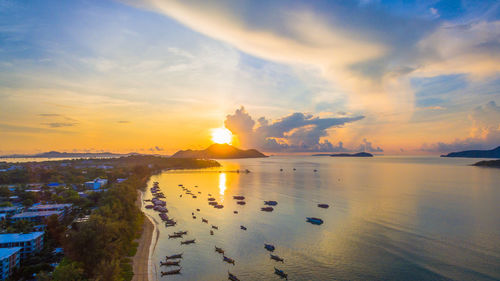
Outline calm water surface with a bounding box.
[142,156,500,281]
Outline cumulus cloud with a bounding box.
[357,138,384,152]
[421,101,500,152]
[224,106,365,152]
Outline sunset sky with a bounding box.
[1,0,499,155]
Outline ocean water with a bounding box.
[143,156,500,281]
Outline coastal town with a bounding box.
[0,156,219,280]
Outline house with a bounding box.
[84,178,108,190]
[27,203,72,215]
[0,207,23,217]
[10,211,63,224]
[0,247,21,280]
[0,232,43,260]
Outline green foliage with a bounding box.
[6,219,34,233]
[52,258,86,281]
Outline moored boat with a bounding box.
[160,260,180,266]
[317,203,329,208]
[264,244,275,252]
[215,246,224,254]
[228,272,240,281]
[166,253,183,260]
[237,201,246,205]
[270,254,284,262]
[174,231,187,236]
[180,239,196,245]
[202,218,208,223]
[233,196,245,200]
[264,200,278,206]
[306,217,324,225]
[274,267,288,279]
[223,255,235,265]
[161,268,181,276]
[211,225,219,230]
[240,225,247,230]
[261,207,274,212]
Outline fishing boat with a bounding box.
[161,268,181,276]
[145,205,154,209]
[306,217,324,225]
[192,216,196,219]
[160,260,180,266]
[210,230,214,235]
[237,201,246,205]
[209,201,218,206]
[196,208,200,211]
[233,196,245,200]
[264,200,278,206]
[240,225,247,230]
[214,204,224,209]
[318,203,329,208]
[174,231,187,235]
[211,225,219,230]
[215,246,224,254]
[223,255,235,265]
[180,239,196,245]
[192,195,197,198]
[264,244,275,251]
[261,207,274,212]
[168,233,182,239]
[270,254,284,262]
[234,211,238,214]
[208,198,216,201]
[274,267,288,279]
[166,253,183,260]
[228,272,240,281]
[202,218,208,223]
[314,169,318,172]
[208,193,212,196]
[165,222,176,227]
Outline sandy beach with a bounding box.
[132,191,157,281]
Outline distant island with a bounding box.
[473,159,500,168]
[0,151,134,158]
[312,152,373,157]
[171,143,267,159]
[441,146,500,158]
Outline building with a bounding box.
[0,247,21,280]
[10,211,63,224]
[0,232,43,260]
[84,178,108,190]
[0,207,23,217]
[28,203,72,215]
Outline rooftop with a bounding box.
[0,247,22,259]
[0,206,23,212]
[28,204,72,211]
[0,232,44,243]
[11,211,62,219]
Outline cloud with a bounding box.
[357,138,383,152]
[421,101,500,152]
[149,146,164,152]
[39,113,61,117]
[117,120,130,124]
[224,106,364,152]
[42,122,78,128]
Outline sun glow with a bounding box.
[211,127,233,144]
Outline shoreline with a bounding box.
[132,190,158,281]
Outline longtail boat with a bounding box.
[180,239,195,245]
[240,225,247,230]
[264,200,278,206]
[233,196,245,200]
[270,254,284,262]
[223,255,235,265]
[168,233,182,239]
[264,244,275,252]
[166,253,183,260]
[228,272,240,281]
[317,203,329,208]
[215,246,224,254]
[202,218,208,223]
[211,225,219,230]
[160,260,180,266]
[161,268,181,276]
[306,217,324,225]
[174,231,187,236]
[274,267,288,279]
[261,207,274,212]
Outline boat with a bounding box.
[214,204,224,209]
[237,201,246,205]
[270,254,284,262]
[168,233,182,239]
[202,218,208,223]
[223,255,235,265]
[264,244,275,252]
[264,200,278,206]
[209,201,218,206]
[317,203,329,208]
[181,239,196,245]
[174,231,187,236]
[228,272,240,281]
[306,217,324,225]
[208,198,216,201]
[211,225,219,230]
[215,246,224,254]
[145,205,154,209]
[180,194,182,197]
[261,207,274,212]
[165,223,176,227]
[160,260,180,266]
[280,168,283,172]
[314,169,318,172]
[274,267,288,279]
[240,225,247,230]
[192,195,197,198]
[234,211,238,214]
[208,193,212,196]
[196,208,200,211]
[166,253,183,260]
[192,216,196,219]
[233,196,245,200]
[161,268,181,276]
[210,230,214,235]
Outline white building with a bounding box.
[0,247,21,280]
[10,211,63,224]
[0,207,23,217]
[0,232,44,260]
[28,203,72,215]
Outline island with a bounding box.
[312,152,373,157]
[440,146,500,158]
[473,159,500,168]
[171,143,267,159]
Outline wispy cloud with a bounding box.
[42,122,78,128]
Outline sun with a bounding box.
[211,127,233,144]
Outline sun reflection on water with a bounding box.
[218,172,226,199]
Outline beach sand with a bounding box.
[132,191,157,281]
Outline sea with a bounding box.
[142,156,500,281]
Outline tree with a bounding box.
[52,258,86,281]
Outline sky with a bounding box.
[0,0,499,155]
